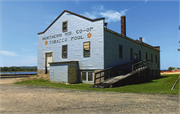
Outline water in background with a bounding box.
[0,72,37,74]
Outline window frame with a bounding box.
[119,45,123,59]
[62,45,68,59]
[146,52,148,60]
[155,55,157,63]
[62,21,68,32]
[83,41,90,57]
[151,54,153,63]
[139,50,141,61]
[130,48,133,60]
[81,71,94,83]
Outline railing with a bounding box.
[132,59,151,72]
[94,61,138,85]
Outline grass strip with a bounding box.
[14,74,179,95]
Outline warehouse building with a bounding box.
[37,10,160,84]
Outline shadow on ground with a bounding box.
[112,75,169,88]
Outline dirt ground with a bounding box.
[0,78,179,114]
[160,72,180,75]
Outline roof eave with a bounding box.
[104,28,160,52]
[38,10,105,35]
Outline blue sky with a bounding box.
[0,0,179,70]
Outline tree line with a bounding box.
[1,67,37,72]
[168,67,180,71]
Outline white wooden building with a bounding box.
[37,10,160,84]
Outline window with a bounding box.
[151,54,153,63]
[62,45,67,58]
[83,42,90,57]
[82,72,86,81]
[155,55,157,63]
[119,45,123,58]
[146,53,148,60]
[62,21,67,32]
[130,48,133,60]
[81,71,93,82]
[139,50,141,60]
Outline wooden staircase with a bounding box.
[92,60,151,88]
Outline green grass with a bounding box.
[14,74,179,95]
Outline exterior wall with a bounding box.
[104,30,160,77]
[50,64,68,83]
[38,12,104,74]
[37,70,46,74]
[50,62,79,83]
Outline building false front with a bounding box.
[38,10,160,84]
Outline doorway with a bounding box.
[69,66,76,83]
[45,52,53,74]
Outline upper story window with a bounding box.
[62,21,68,32]
[62,45,67,59]
[130,48,133,60]
[119,45,123,58]
[139,50,141,61]
[151,54,153,63]
[146,52,148,60]
[84,42,90,57]
[155,55,157,63]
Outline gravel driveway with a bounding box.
[0,78,179,114]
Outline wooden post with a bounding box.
[99,72,101,82]
[171,76,180,90]
[94,73,96,85]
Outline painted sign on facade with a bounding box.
[43,27,93,45]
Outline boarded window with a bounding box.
[62,21,67,32]
[130,48,133,60]
[84,42,90,57]
[151,54,153,63]
[139,50,141,60]
[62,45,67,58]
[119,45,123,58]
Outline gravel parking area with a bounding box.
[0,78,179,114]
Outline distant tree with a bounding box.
[168,67,175,71]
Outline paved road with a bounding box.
[0,78,179,114]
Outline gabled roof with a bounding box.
[38,10,105,35]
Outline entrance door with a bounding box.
[69,66,76,84]
[45,53,52,74]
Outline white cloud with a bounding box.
[100,10,121,22]
[83,12,97,19]
[84,2,146,23]
[91,5,105,11]
[142,38,148,43]
[0,51,21,56]
[100,9,129,23]
[83,8,129,23]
